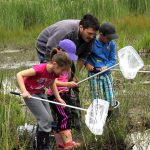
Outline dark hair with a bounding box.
[79,14,100,31]
[50,49,72,68]
[50,48,58,59]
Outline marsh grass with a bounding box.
[1,0,150,50]
[0,89,25,149]
[0,60,150,149]
[0,0,150,149]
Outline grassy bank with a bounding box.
[0,0,150,149]
[0,0,150,51]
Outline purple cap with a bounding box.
[58,39,78,61]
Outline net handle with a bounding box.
[77,46,144,84]
[10,91,87,111]
[77,63,119,85]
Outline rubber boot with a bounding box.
[59,129,81,150]
[54,132,64,149]
[37,131,52,150]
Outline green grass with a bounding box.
[115,15,150,51]
[0,91,25,149]
[0,61,150,149]
[0,0,150,149]
[0,0,150,50]
[76,67,150,148]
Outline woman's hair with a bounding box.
[50,49,72,68]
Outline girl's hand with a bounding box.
[22,91,32,99]
[67,81,78,87]
[57,98,66,108]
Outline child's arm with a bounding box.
[55,79,77,87]
[50,80,66,105]
[16,68,36,98]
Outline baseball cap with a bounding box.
[99,22,118,40]
[58,39,78,61]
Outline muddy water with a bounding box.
[0,49,38,94]
[0,49,39,68]
[0,49,38,66]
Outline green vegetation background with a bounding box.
[0,0,150,149]
[0,0,150,52]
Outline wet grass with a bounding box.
[0,87,25,149]
[74,67,150,149]
[0,35,150,150]
[0,0,150,149]
[0,50,149,150]
[1,60,150,149]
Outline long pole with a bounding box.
[77,63,119,84]
[10,91,87,111]
[111,69,150,73]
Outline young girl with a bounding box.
[85,22,118,109]
[47,39,81,149]
[17,51,72,150]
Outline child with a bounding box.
[16,51,72,150]
[85,22,118,108]
[47,39,81,149]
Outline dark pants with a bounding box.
[36,47,48,63]
[48,95,72,131]
[48,88,81,131]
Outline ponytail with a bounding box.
[50,48,58,60]
[49,48,72,69]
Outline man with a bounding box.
[36,13,100,70]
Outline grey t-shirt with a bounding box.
[36,19,92,61]
[36,20,79,53]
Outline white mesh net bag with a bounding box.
[118,46,144,79]
[85,99,109,135]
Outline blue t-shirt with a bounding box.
[86,38,116,71]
